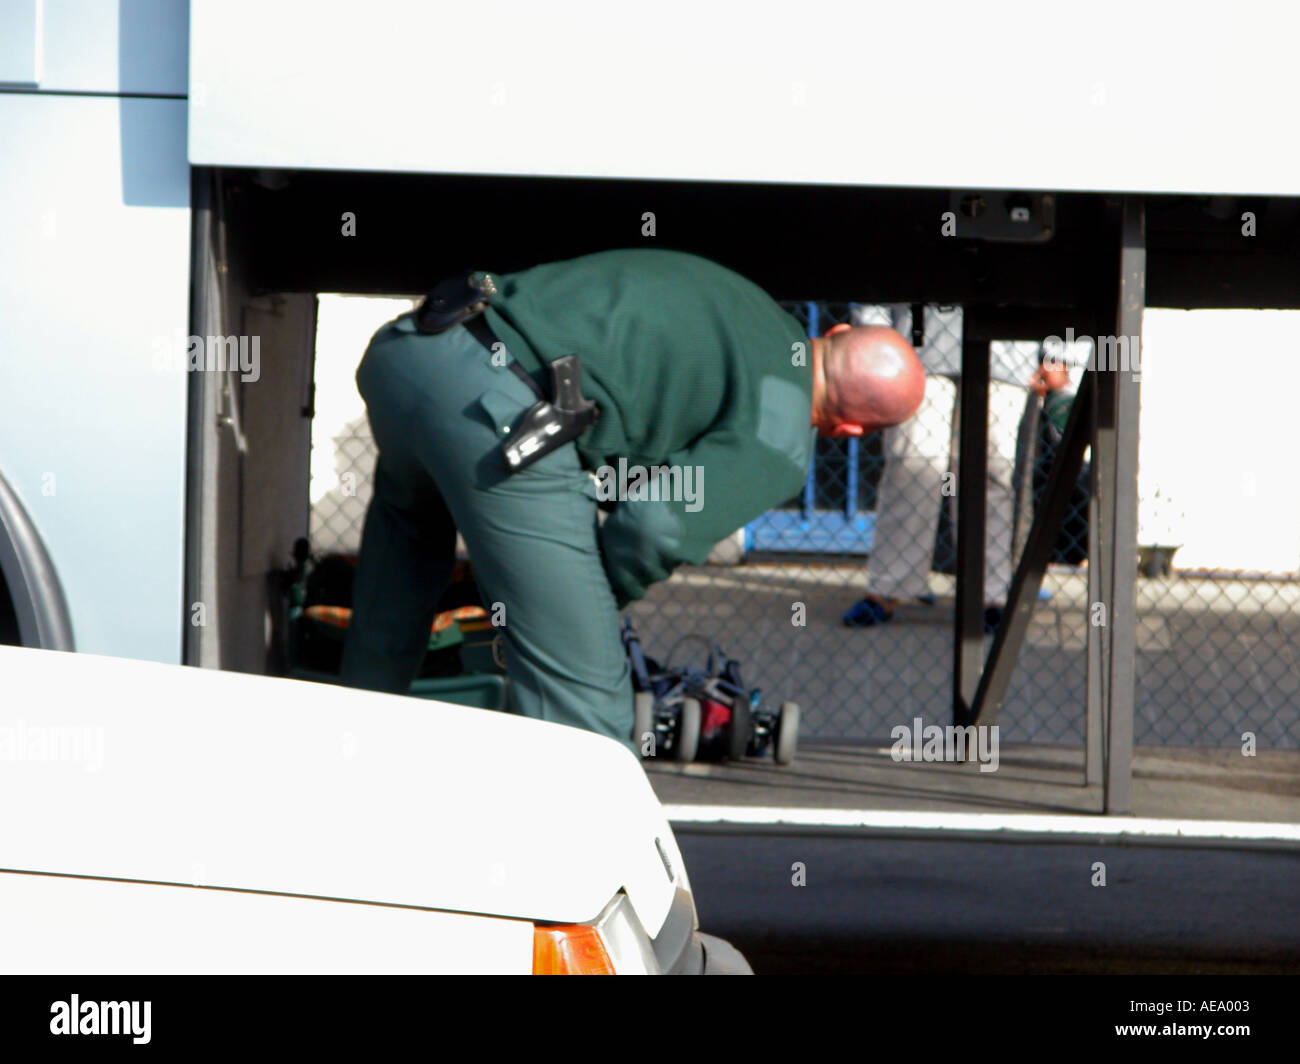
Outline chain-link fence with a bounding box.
[310,424,376,555]
[309,298,1300,749]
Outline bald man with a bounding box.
[339,249,923,748]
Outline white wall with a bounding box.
[309,295,415,553]
[1139,309,1300,573]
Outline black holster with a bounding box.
[415,272,599,474]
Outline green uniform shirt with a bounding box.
[481,248,813,607]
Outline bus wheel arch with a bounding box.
[0,469,74,650]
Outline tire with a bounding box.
[633,692,656,757]
[675,697,701,763]
[774,701,800,765]
[727,697,752,761]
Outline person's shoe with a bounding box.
[983,606,1003,634]
[842,594,899,628]
[915,593,937,607]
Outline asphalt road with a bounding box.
[677,831,1300,974]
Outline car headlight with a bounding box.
[532,892,662,975]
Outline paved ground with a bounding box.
[625,563,1300,749]
[640,581,1300,974]
[678,831,1300,974]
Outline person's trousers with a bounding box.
[868,375,1024,604]
[337,319,633,749]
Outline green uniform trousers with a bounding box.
[338,316,634,749]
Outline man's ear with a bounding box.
[824,323,852,337]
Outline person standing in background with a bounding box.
[843,305,1038,631]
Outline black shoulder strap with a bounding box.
[464,315,545,402]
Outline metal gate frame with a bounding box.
[954,197,1144,813]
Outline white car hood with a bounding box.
[0,647,684,935]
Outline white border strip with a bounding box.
[664,805,1300,843]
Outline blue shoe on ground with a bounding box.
[843,595,896,628]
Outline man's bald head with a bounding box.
[812,325,925,437]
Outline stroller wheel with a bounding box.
[774,701,800,765]
[674,697,701,763]
[727,697,752,761]
[633,692,656,756]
